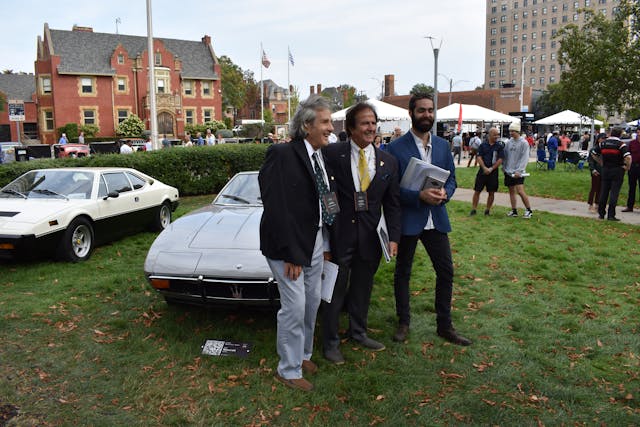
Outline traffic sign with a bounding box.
[8,99,25,122]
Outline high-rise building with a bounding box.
[485,0,618,95]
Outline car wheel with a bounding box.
[151,202,172,231]
[58,217,94,262]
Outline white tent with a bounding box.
[626,119,639,128]
[534,110,603,126]
[331,99,411,135]
[436,103,519,124]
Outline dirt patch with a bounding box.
[0,403,19,426]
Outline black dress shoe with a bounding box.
[353,336,386,351]
[437,328,472,346]
[392,324,409,342]
[621,208,633,212]
[323,348,345,365]
[607,217,620,222]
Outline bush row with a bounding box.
[0,144,269,196]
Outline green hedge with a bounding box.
[0,144,269,196]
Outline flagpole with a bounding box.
[146,0,158,150]
[287,46,291,125]
[260,43,264,125]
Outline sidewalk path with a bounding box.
[452,188,640,226]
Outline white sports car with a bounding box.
[0,167,179,262]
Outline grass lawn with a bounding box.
[1,190,639,425]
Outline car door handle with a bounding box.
[135,196,139,202]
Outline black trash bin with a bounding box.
[15,146,28,162]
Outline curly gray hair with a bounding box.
[290,95,332,140]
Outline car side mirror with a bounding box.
[103,191,120,200]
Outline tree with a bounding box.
[219,55,246,115]
[116,114,145,137]
[555,1,640,117]
[289,85,300,119]
[410,83,435,96]
[534,82,567,118]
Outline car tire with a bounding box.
[151,201,172,231]
[57,217,94,262]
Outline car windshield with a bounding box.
[1,170,95,200]
[214,173,261,206]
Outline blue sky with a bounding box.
[1,0,486,100]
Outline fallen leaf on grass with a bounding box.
[375,395,385,401]
[439,370,465,380]
[482,399,496,406]
[597,339,604,347]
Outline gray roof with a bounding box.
[261,79,289,99]
[0,74,36,101]
[49,29,218,80]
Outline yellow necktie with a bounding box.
[358,148,370,191]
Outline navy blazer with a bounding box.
[386,131,456,235]
[259,139,336,266]
[323,142,401,263]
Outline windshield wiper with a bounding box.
[32,189,69,200]
[220,194,251,204]
[1,189,27,199]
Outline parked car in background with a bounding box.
[0,167,179,262]
[0,142,28,163]
[54,143,91,158]
[144,171,277,306]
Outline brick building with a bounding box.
[0,74,38,142]
[35,24,221,144]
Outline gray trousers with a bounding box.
[266,228,324,379]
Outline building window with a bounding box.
[551,53,557,60]
[530,66,536,73]
[552,5,558,12]
[500,48,507,55]
[573,13,579,21]
[550,76,556,83]
[501,4,507,11]
[540,77,545,85]
[499,69,506,77]
[157,78,166,94]
[500,36,507,44]
[202,81,211,97]
[531,20,536,28]
[491,28,498,35]
[513,46,518,53]
[501,26,507,33]
[513,57,518,64]
[501,15,507,22]
[530,77,536,85]
[523,22,528,29]
[542,18,547,26]
[43,110,54,131]
[80,77,94,94]
[82,109,96,125]
[523,10,528,17]
[540,65,546,73]
[490,49,497,56]
[512,68,518,76]
[184,80,193,96]
[40,76,52,94]
[492,6,497,13]
[489,81,496,88]
[514,24,519,31]
[513,13,518,20]
[154,52,162,66]
[550,64,556,72]
[203,109,213,122]
[117,109,128,123]
[542,7,547,14]
[500,58,507,65]
[490,59,497,67]
[532,32,537,39]
[117,77,127,92]
[541,54,546,61]
[117,54,124,64]
[491,17,497,24]
[185,109,194,125]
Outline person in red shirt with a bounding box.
[622,133,640,212]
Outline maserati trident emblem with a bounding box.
[230,285,242,299]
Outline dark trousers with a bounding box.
[393,230,453,330]
[321,252,380,351]
[453,147,461,165]
[588,173,601,205]
[626,164,640,208]
[598,166,625,219]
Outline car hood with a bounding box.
[145,205,271,278]
[0,198,90,225]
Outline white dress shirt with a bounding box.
[349,141,376,191]
[410,130,435,230]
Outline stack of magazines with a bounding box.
[399,157,450,191]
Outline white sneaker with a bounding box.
[507,211,518,217]
[523,210,533,219]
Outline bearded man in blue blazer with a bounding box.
[386,93,472,346]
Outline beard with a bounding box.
[411,114,433,133]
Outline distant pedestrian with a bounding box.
[206,129,216,145]
[162,134,172,149]
[470,127,504,216]
[78,131,85,144]
[59,133,68,145]
[467,132,482,167]
[587,133,605,213]
[452,133,462,165]
[503,121,533,218]
[622,132,639,212]
[547,131,559,170]
[196,132,204,146]
[592,127,631,221]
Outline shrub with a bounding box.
[57,123,79,141]
[184,120,227,136]
[0,144,270,196]
[80,124,99,138]
[116,114,145,137]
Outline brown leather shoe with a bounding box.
[437,327,472,346]
[392,324,409,342]
[622,207,633,212]
[302,359,318,375]
[274,373,314,392]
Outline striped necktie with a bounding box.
[312,153,335,226]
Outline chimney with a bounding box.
[72,25,93,32]
[317,84,322,94]
[384,74,395,98]
[310,85,315,95]
[201,35,211,45]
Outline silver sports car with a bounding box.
[144,171,279,306]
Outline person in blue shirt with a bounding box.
[469,127,504,216]
[547,131,559,170]
[58,133,68,145]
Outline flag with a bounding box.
[288,48,295,66]
[457,103,463,132]
[261,50,271,68]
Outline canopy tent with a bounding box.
[436,103,519,124]
[331,99,411,134]
[626,119,639,128]
[534,110,603,126]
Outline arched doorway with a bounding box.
[158,111,174,136]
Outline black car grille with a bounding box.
[149,275,280,305]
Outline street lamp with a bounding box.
[520,47,539,112]
[370,77,384,100]
[438,73,471,106]
[425,36,442,135]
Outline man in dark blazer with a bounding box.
[386,93,472,346]
[321,102,401,364]
[259,95,337,391]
